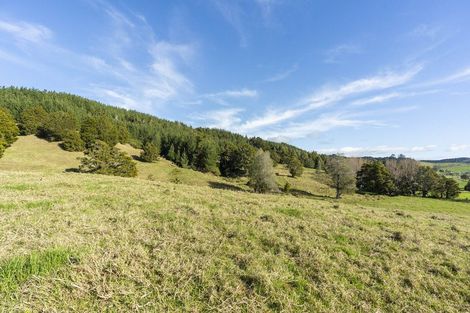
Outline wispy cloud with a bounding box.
[212,0,248,47]
[324,44,362,64]
[260,114,381,142]
[195,107,244,129]
[201,88,258,105]
[240,65,422,131]
[0,19,52,43]
[409,24,441,39]
[263,63,298,83]
[351,92,402,106]
[319,144,437,156]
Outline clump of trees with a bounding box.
[0,108,19,158]
[354,156,461,199]
[287,155,304,178]
[79,141,137,177]
[249,150,278,193]
[326,156,356,199]
[219,142,255,177]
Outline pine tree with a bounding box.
[38,111,78,141]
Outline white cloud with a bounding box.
[351,92,402,106]
[257,114,382,141]
[0,19,52,43]
[196,108,244,129]
[319,144,437,156]
[240,65,422,131]
[263,64,298,83]
[324,44,362,64]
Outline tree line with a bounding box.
[0,87,322,178]
[326,155,462,200]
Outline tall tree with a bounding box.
[249,150,278,193]
[38,111,78,141]
[416,166,438,197]
[444,177,460,199]
[326,156,356,199]
[465,180,470,192]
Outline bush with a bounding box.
[283,181,291,193]
[79,141,137,177]
[60,131,85,152]
[248,150,278,193]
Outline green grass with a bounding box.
[0,136,469,311]
[0,248,77,294]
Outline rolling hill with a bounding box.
[1,135,470,311]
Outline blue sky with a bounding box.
[1,0,469,159]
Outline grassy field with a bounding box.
[421,161,470,174]
[1,136,470,312]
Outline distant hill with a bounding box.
[422,157,470,164]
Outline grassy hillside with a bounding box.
[1,137,470,311]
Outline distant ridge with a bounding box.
[422,157,470,164]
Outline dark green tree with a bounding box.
[219,142,255,177]
[19,105,48,135]
[79,140,137,177]
[80,115,119,147]
[248,150,278,193]
[287,155,304,177]
[444,177,460,199]
[194,138,219,175]
[61,131,85,152]
[140,141,160,162]
[38,111,78,141]
[356,161,396,195]
[416,166,438,197]
[465,180,470,192]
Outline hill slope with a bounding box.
[1,136,470,311]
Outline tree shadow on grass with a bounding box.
[209,181,247,192]
[64,168,79,173]
[289,188,333,200]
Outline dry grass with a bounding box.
[1,171,469,312]
[0,137,469,311]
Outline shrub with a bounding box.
[283,181,291,193]
[248,150,278,193]
[79,141,137,177]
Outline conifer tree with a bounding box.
[140,141,160,162]
[19,105,48,135]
